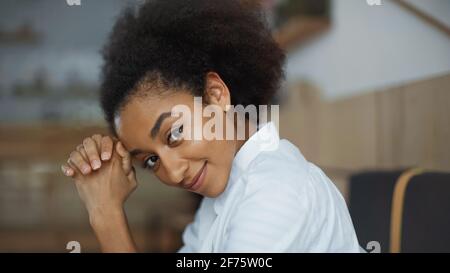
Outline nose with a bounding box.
[158,150,188,186]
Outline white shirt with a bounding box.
[178,121,361,253]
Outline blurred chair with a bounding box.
[349,168,450,253]
[348,170,405,253]
[390,170,450,253]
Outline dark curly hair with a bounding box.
[100,0,285,133]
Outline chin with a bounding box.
[202,181,227,198]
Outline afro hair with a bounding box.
[100,0,285,132]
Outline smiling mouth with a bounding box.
[183,161,207,190]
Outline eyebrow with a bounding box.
[151,111,172,139]
[129,111,172,157]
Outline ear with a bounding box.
[203,72,231,112]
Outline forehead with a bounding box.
[115,91,195,147]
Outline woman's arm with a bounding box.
[90,206,137,253]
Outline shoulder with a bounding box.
[222,138,361,252]
[242,139,313,198]
[231,139,319,224]
[223,140,319,251]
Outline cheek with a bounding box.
[207,140,236,168]
[183,138,234,166]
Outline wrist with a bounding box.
[87,205,137,253]
[88,205,125,229]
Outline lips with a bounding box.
[183,161,207,190]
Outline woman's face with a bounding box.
[115,74,245,197]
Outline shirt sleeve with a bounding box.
[222,164,313,252]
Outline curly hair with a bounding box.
[100,0,285,132]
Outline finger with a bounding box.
[115,140,128,157]
[128,166,137,188]
[91,134,103,148]
[76,144,89,161]
[61,163,74,177]
[69,150,92,175]
[67,159,83,179]
[100,136,113,161]
[83,137,102,170]
[116,141,132,175]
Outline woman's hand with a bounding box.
[61,134,138,252]
[61,134,114,177]
[61,134,137,219]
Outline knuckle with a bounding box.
[82,138,91,146]
[88,151,98,159]
[69,151,78,159]
[102,135,112,144]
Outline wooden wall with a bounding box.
[279,73,450,198]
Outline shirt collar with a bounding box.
[232,121,280,172]
[213,121,280,215]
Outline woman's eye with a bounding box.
[168,125,183,145]
[144,155,159,169]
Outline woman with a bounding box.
[61,0,361,252]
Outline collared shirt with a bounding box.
[177,121,361,252]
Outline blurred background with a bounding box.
[0,0,449,252]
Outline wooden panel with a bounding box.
[318,92,378,170]
[377,73,450,172]
[279,81,321,163]
[376,86,405,168]
[398,78,440,169]
[280,73,450,174]
[434,83,450,170]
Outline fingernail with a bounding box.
[82,165,91,174]
[101,152,110,161]
[61,166,73,176]
[92,159,101,170]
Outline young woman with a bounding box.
[61,0,361,253]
